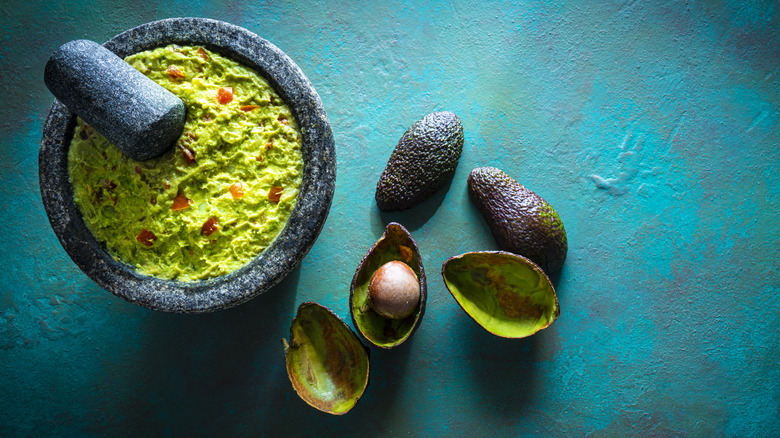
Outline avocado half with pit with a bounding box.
[350,222,426,348]
[283,302,369,415]
[442,251,559,338]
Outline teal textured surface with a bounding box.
[1,1,778,436]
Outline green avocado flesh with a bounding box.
[68,45,303,282]
[283,303,368,415]
[351,223,423,348]
[442,252,559,338]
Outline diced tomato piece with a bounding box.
[136,229,157,247]
[278,116,289,125]
[202,217,219,236]
[240,105,260,112]
[90,187,103,204]
[177,143,196,163]
[265,141,274,150]
[171,193,192,211]
[268,186,283,203]
[229,182,245,199]
[217,87,233,104]
[196,47,209,61]
[166,65,185,79]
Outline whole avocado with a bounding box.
[376,112,464,211]
[468,166,567,274]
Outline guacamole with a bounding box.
[68,45,303,282]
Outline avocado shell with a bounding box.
[442,251,559,338]
[283,302,369,415]
[350,222,427,349]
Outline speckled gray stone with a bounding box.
[44,39,186,161]
[40,18,336,313]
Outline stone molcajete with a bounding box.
[468,166,568,274]
[375,111,464,211]
[350,222,426,348]
[283,303,369,415]
[442,251,559,338]
[39,18,335,312]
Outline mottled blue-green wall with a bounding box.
[1,1,778,436]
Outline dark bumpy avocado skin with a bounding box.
[376,112,464,211]
[468,167,568,273]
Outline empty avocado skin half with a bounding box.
[283,303,369,415]
[375,112,464,211]
[468,166,568,274]
[442,251,559,338]
[350,222,427,348]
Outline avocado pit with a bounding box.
[367,260,420,319]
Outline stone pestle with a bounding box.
[44,40,185,161]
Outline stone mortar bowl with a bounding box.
[40,18,335,313]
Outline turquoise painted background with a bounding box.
[1,0,778,436]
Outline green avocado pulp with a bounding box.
[443,252,559,338]
[68,45,303,282]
